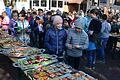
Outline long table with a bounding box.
[0,30,96,80]
[1,45,96,80]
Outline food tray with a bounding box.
[26,62,75,80]
[59,71,96,80]
[13,54,58,70]
[5,47,41,58]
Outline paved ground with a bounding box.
[0,54,30,80]
[80,50,120,80]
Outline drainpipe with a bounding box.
[49,0,51,10]
[30,0,32,9]
[98,0,99,7]
[78,3,80,12]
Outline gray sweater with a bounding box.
[66,29,89,57]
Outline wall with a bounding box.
[15,0,30,11]
[0,0,5,15]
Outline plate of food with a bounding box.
[7,51,26,58]
[7,47,33,55]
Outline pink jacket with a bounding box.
[2,16,10,30]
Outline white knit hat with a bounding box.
[53,15,63,25]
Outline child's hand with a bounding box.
[68,44,72,49]
[74,45,80,49]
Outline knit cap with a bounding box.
[53,15,63,25]
[74,18,83,29]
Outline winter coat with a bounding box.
[66,28,89,57]
[44,27,67,55]
[17,19,29,43]
[9,19,18,36]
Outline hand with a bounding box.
[17,30,21,32]
[74,45,80,49]
[68,44,72,49]
[88,31,93,35]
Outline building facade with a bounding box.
[15,0,67,12]
[0,0,5,15]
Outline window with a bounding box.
[58,1,63,8]
[100,0,107,3]
[114,0,120,5]
[33,0,39,6]
[64,1,68,5]
[41,0,47,7]
[52,0,57,7]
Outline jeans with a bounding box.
[87,50,96,67]
[98,38,108,62]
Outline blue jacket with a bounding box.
[44,27,67,55]
[29,18,35,31]
[5,7,11,19]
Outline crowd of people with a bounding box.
[0,6,120,70]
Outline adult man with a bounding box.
[87,9,102,69]
[98,14,111,63]
[29,12,37,47]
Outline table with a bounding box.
[0,29,96,80]
[11,55,96,80]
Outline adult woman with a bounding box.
[9,10,19,36]
[17,13,29,43]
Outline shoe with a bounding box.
[83,66,95,70]
[97,60,105,64]
[91,66,95,69]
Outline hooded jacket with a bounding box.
[66,28,89,57]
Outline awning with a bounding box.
[68,0,84,4]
